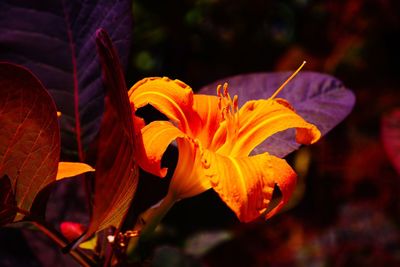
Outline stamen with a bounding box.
[270,61,306,99]
[233,95,238,111]
[223,83,228,96]
[217,84,223,111]
[221,107,226,120]
[215,82,240,153]
[233,95,240,134]
[216,84,238,115]
[216,84,222,97]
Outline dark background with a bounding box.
[2,0,400,266]
[128,1,400,266]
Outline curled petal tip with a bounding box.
[296,125,321,145]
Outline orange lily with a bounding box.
[129,76,320,223]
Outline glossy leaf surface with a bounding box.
[0,0,133,160]
[199,72,355,157]
[82,29,138,238]
[0,63,60,222]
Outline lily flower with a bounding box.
[129,74,320,223]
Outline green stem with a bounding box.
[31,221,96,267]
[127,193,177,257]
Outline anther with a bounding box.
[223,83,229,96]
[216,84,222,97]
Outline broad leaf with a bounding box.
[0,0,133,160]
[0,63,60,222]
[82,29,138,238]
[199,72,355,157]
[381,108,400,175]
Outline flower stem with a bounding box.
[31,220,96,267]
[126,193,177,258]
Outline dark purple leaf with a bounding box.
[81,29,138,238]
[199,72,355,157]
[381,108,400,175]
[0,0,133,161]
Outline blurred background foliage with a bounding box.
[127,0,400,266]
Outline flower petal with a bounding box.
[192,94,222,148]
[136,120,186,177]
[168,138,212,199]
[225,99,321,157]
[201,150,296,222]
[128,77,199,134]
[56,162,94,181]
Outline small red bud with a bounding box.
[60,221,86,242]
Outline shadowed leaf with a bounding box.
[0,63,60,221]
[0,0,133,160]
[81,29,138,239]
[0,175,17,226]
[382,108,400,175]
[152,246,203,267]
[199,72,355,157]
[185,230,232,257]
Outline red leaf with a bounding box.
[381,108,400,174]
[60,221,86,242]
[0,62,60,222]
[82,29,138,239]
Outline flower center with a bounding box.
[217,83,240,153]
